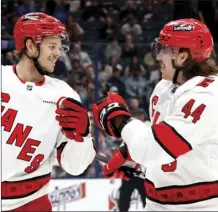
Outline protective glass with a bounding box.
[59,32,70,52]
[39,31,70,52]
[151,39,179,58]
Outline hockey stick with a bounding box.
[95,154,146,179]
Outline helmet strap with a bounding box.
[172,60,184,85]
[172,68,180,84]
[24,44,47,76]
[32,44,48,76]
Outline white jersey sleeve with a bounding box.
[53,80,96,175]
[55,131,95,175]
[121,78,218,168]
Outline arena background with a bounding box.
[2,0,218,210]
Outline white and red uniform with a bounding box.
[149,79,176,125]
[1,65,96,211]
[121,76,218,210]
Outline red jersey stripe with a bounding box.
[152,121,192,158]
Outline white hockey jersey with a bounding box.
[1,65,96,210]
[122,76,218,210]
[149,79,176,125]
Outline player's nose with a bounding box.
[53,49,61,59]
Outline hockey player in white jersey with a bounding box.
[1,12,96,211]
[92,18,218,210]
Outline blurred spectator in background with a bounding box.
[53,0,70,23]
[152,0,174,21]
[127,97,140,114]
[44,0,56,15]
[104,55,121,75]
[119,0,138,23]
[2,11,20,37]
[3,51,17,65]
[105,38,122,63]
[109,86,119,93]
[82,0,107,21]
[137,0,153,22]
[60,50,73,73]
[143,52,161,107]
[125,63,148,98]
[17,0,36,16]
[143,52,160,83]
[44,0,70,23]
[75,81,89,109]
[132,108,150,125]
[86,82,96,110]
[121,34,138,65]
[125,55,146,77]
[2,0,17,17]
[66,14,84,42]
[67,58,87,88]
[68,41,93,68]
[99,16,119,41]
[121,15,142,37]
[105,64,127,98]
[214,0,218,23]
[67,41,94,93]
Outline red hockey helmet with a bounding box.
[157,18,214,62]
[13,12,69,52]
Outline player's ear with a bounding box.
[176,51,189,66]
[179,52,188,63]
[25,38,38,57]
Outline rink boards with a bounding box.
[49,179,145,211]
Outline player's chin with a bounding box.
[46,66,55,73]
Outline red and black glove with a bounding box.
[92,92,132,138]
[55,97,90,142]
[103,143,142,181]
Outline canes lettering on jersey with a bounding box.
[1,92,44,173]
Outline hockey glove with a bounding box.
[103,143,142,181]
[92,92,131,138]
[56,97,90,142]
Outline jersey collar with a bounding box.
[12,65,45,86]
